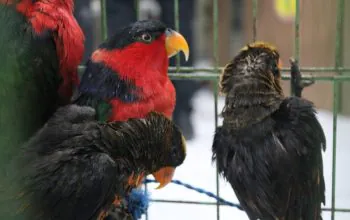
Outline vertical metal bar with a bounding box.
[140,1,148,218]
[294,0,300,61]
[135,2,146,218]
[135,0,140,20]
[134,1,146,219]
[136,2,146,218]
[334,0,345,110]
[331,81,339,220]
[331,1,344,218]
[252,0,258,41]
[212,0,218,69]
[212,0,220,219]
[100,0,108,41]
[335,0,345,69]
[291,0,300,96]
[133,0,147,219]
[132,1,146,219]
[144,183,149,220]
[174,0,180,70]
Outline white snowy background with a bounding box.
[140,85,350,220]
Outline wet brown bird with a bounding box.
[212,42,326,220]
[16,104,186,220]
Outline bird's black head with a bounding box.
[100,20,167,50]
[98,20,189,61]
[107,112,186,189]
[220,41,283,96]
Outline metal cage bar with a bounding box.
[212,0,220,219]
[100,0,107,41]
[135,0,140,20]
[174,0,180,70]
[78,65,350,75]
[331,81,339,220]
[92,0,350,218]
[291,0,300,96]
[294,0,300,62]
[252,0,258,41]
[331,0,345,218]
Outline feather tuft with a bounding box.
[127,189,150,220]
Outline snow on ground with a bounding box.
[140,87,350,220]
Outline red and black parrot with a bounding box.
[72,19,189,122]
[212,42,326,220]
[71,19,189,219]
[16,104,186,220]
[0,0,84,217]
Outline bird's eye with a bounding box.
[141,33,152,42]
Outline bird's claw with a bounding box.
[289,57,314,97]
[302,79,315,88]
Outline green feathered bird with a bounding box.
[0,0,84,218]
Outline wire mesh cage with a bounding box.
[79,0,350,219]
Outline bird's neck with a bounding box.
[92,48,174,121]
[92,48,169,81]
[222,93,284,130]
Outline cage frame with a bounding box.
[84,1,350,219]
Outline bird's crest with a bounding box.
[240,41,278,54]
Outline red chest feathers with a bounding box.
[109,76,176,122]
[91,38,174,122]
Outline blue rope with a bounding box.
[143,179,243,210]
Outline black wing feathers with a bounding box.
[18,105,126,220]
[72,60,140,107]
[278,97,326,220]
[213,96,326,220]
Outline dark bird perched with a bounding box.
[15,104,186,220]
[212,42,326,220]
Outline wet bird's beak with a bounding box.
[152,166,175,189]
[165,29,189,62]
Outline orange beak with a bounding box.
[165,29,189,62]
[152,166,175,189]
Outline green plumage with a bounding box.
[0,4,60,219]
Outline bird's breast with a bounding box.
[109,79,175,121]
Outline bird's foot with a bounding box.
[289,57,315,98]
